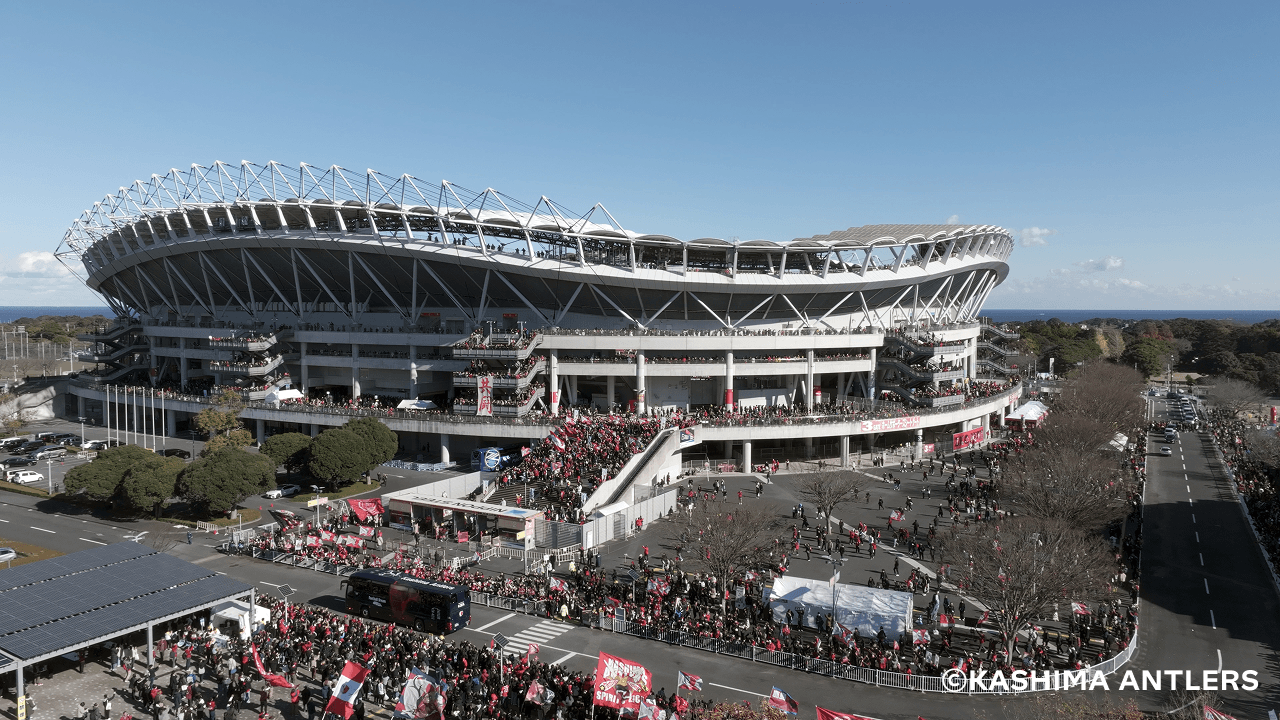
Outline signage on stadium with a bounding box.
[952,427,986,451]
[859,416,923,433]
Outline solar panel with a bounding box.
[0,543,154,592]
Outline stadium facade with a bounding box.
[55,161,1023,468]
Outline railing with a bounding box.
[878,359,967,385]
[210,355,284,376]
[208,334,281,351]
[976,341,1014,356]
[979,322,1021,340]
[452,334,541,360]
[976,358,1017,375]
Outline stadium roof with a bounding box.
[0,542,252,664]
[793,224,1007,247]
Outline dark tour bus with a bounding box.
[342,570,471,634]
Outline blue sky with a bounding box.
[1,0,1276,310]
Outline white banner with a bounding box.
[476,376,493,417]
[859,416,923,433]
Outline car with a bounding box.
[7,470,43,484]
[54,434,81,446]
[263,484,301,499]
[32,446,67,460]
[82,439,110,450]
[0,548,15,563]
[162,448,191,459]
[17,441,43,453]
[2,457,37,468]
[1159,446,1172,456]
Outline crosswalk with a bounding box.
[507,620,573,648]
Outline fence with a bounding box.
[582,490,678,549]
[534,518,583,548]
[383,459,457,472]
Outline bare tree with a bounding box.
[1052,361,1145,434]
[663,499,781,590]
[1208,377,1268,418]
[943,516,1115,658]
[1003,418,1134,531]
[1162,688,1223,720]
[991,693,1144,720]
[795,468,864,528]
[1249,429,1280,470]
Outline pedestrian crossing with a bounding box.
[507,620,573,648]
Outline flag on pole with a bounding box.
[549,577,569,592]
[889,510,904,522]
[550,434,565,451]
[525,680,545,704]
[325,661,370,719]
[677,671,702,692]
[251,644,294,688]
[1071,602,1091,615]
[593,652,653,709]
[835,622,855,645]
[816,708,879,720]
[393,668,445,719]
[1202,707,1237,720]
[767,688,798,715]
[912,629,930,645]
[673,696,689,714]
[978,610,990,625]
[527,643,540,658]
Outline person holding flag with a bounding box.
[767,687,798,715]
[325,661,370,719]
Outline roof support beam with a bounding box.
[492,270,551,325]
[351,253,406,319]
[416,259,473,322]
[293,250,350,317]
[200,252,254,318]
[242,250,300,317]
[588,284,640,327]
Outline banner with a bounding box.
[348,499,385,521]
[593,652,653,709]
[393,668,445,719]
[859,416,923,433]
[476,376,493,416]
[357,526,376,538]
[305,536,321,548]
[767,688,798,715]
[952,426,987,451]
[251,644,294,688]
[320,529,337,543]
[326,662,370,719]
[338,535,364,548]
[678,427,698,447]
[816,708,879,720]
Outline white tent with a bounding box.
[212,600,270,639]
[767,575,914,636]
[1008,400,1050,422]
[265,388,303,405]
[397,399,438,411]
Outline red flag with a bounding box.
[767,687,798,715]
[816,709,879,720]
[525,680,545,704]
[1071,602,1091,615]
[912,629,930,645]
[1203,707,1237,720]
[549,577,569,592]
[677,671,702,692]
[325,661,370,719]
[251,644,294,688]
[357,526,375,538]
[527,643,539,658]
[673,696,689,714]
[593,652,653,709]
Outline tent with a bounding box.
[767,575,913,636]
[397,399,438,411]
[1007,400,1049,427]
[265,388,303,405]
[1108,432,1129,453]
[212,599,270,639]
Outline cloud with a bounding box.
[3,251,73,279]
[1016,227,1056,247]
[1074,256,1124,273]
[945,215,961,225]
[0,252,100,305]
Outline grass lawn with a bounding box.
[0,538,64,568]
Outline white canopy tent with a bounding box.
[265,388,303,406]
[397,399,438,411]
[767,575,914,636]
[1007,400,1049,423]
[212,599,270,639]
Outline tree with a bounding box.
[64,445,156,501]
[1208,377,1268,418]
[344,417,398,466]
[261,432,313,474]
[177,449,275,516]
[795,468,864,528]
[200,428,254,457]
[119,456,184,518]
[307,429,375,485]
[1121,335,1174,378]
[662,499,781,592]
[1052,361,1145,436]
[943,516,1114,659]
[996,693,1145,720]
[192,389,246,438]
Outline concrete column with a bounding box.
[806,349,816,410]
[310,424,320,438]
[439,434,451,464]
[724,350,734,407]
[742,439,752,472]
[837,372,847,404]
[839,435,850,467]
[180,338,189,387]
[166,411,177,437]
[408,344,419,398]
[635,349,647,415]
[606,375,615,410]
[548,349,560,415]
[351,343,361,398]
[915,428,924,459]
[868,348,877,404]
[147,623,154,668]
[15,663,22,713]
[77,394,86,418]
[256,419,266,445]
[569,375,579,407]
[300,341,309,392]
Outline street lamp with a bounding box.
[78,416,87,449]
[820,554,846,635]
[46,460,53,496]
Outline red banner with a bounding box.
[306,535,321,548]
[320,529,337,543]
[252,644,294,688]
[357,526,375,538]
[348,499,385,521]
[816,709,878,720]
[593,652,652,709]
[952,426,987,451]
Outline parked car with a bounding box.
[54,434,80,445]
[1,457,37,468]
[0,548,15,563]
[1160,446,1172,456]
[263,484,301,499]
[17,441,43,453]
[162,448,191,459]
[32,446,67,460]
[7,470,43,484]
[82,439,110,450]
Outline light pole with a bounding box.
[46,460,53,496]
[820,554,845,635]
[78,416,87,449]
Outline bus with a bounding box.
[342,570,471,634]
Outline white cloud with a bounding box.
[0,252,100,305]
[945,215,961,225]
[1016,227,1056,247]
[4,251,73,278]
[1075,256,1124,273]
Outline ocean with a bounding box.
[0,305,1276,325]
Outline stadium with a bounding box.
[54,161,1024,470]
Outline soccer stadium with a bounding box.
[55,161,1024,473]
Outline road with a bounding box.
[1129,395,1280,717]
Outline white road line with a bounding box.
[474,613,516,631]
[1183,464,1187,470]
[1204,579,1210,594]
[708,682,766,697]
[1192,514,1196,523]
[1210,610,1217,630]
[216,571,226,575]
[30,526,54,534]
[80,537,106,545]
[0,519,8,523]
[1217,649,1223,671]
[1199,553,1204,565]
[259,581,283,587]
[1187,485,1191,493]
[1196,532,1200,542]
[550,651,577,665]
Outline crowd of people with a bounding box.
[1213,410,1280,578]
[454,330,538,351]
[209,356,282,372]
[455,356,546,380]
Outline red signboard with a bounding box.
[952,426,987,451]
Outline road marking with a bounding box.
[80,537,106,545]
[475,613,516,631]
[191,555,219,564]
[0,519,8,523]
[30,526,54,534]
[1192,514,1196,523]
[1195,532,1200,542]
[1183,464,1186,470]
[1210,610,1216,629]
[1204,579,1210,594]
[1199,553,1204,565]
[550,652,576,666]
[81,520,87,523]
[1187,485,1191,493]
[1217,649,1222,671]
[709,682,766,697]
[259,581,283,587]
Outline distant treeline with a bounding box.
[1010,316,1280,391]
[2,314,111,345]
